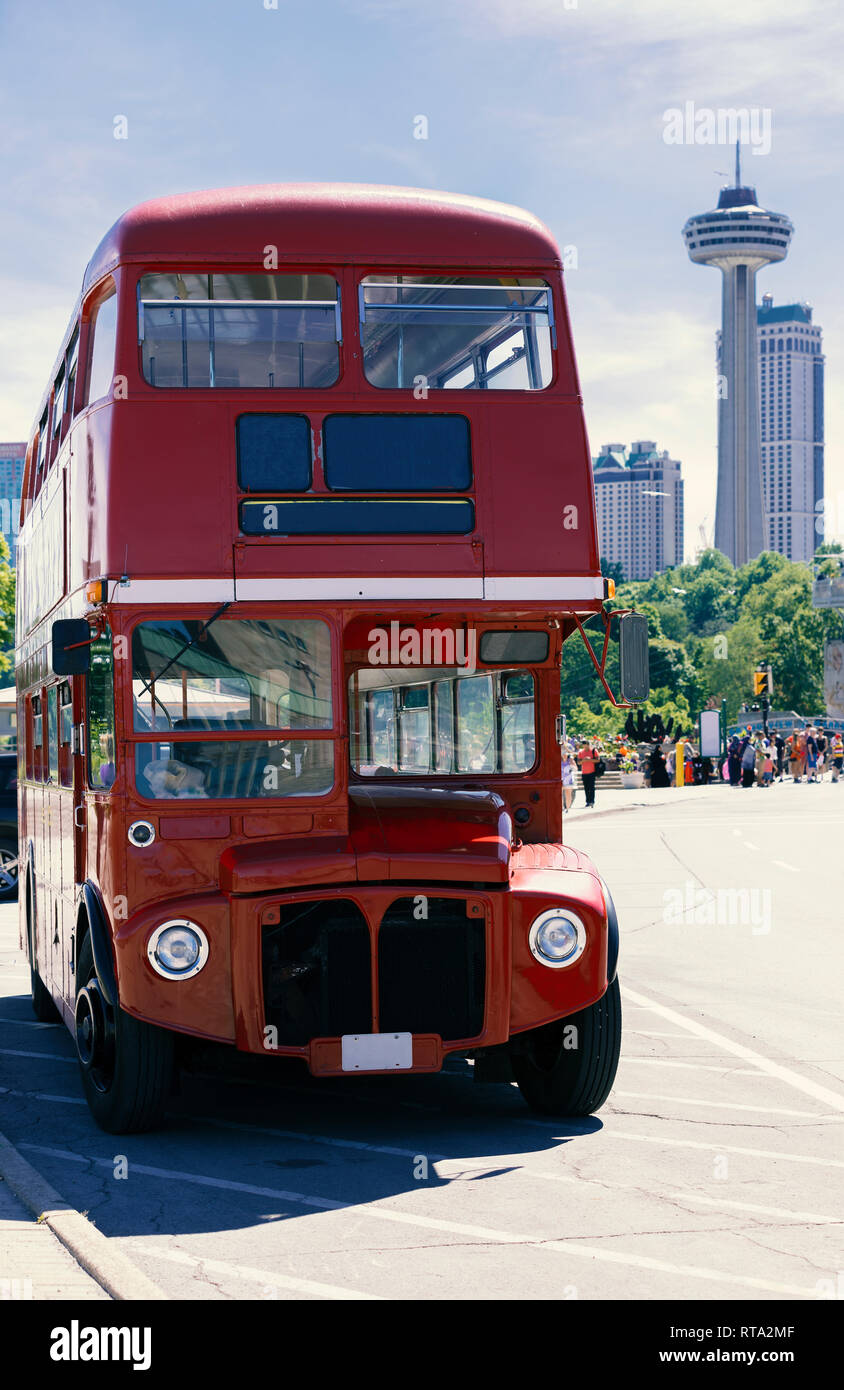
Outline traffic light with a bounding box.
[753,666,773,698]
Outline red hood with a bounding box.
[220,786,513,894]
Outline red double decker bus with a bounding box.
[16,184,647,1133]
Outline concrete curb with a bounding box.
[0,1130,167,1301]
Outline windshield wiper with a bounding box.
[135,602,232,708]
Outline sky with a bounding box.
[1,0,842,555]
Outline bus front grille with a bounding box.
[262,900,372,1046]
[377,898,486,1043]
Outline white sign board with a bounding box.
[824,641,844,718]
[699,709,722,757]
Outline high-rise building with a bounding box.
[0,444,24,560]
[592,441,684,581]
[757,294,824,562]
[683,144,793,565]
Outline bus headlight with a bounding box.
[528,909,586,969]
[147,920,209,980]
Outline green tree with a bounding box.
[683,569,738,633]
[600,556,625,586]
[565,696,623,741]
[562,548,837,729]
[0,537,15,682]
[694,615,763,723]
[760,606,841,714]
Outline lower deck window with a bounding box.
[135,738,333,800]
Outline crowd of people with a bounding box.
[561,724,844,811]
[561,733,701,810]
[726,726,844,787]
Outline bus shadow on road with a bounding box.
[11,1046,602,1240]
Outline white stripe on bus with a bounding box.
[105,576,605,603]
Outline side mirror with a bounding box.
[618,612,649,702]
[555,714,567,745]
[52,619,91,675]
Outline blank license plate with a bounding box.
[341,1032,413,1071]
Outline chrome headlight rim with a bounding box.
[146,919,209,981]
[128,819,156,847]
[528,908,587,970]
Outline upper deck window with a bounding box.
[34,408,48,492]
[51,368,65,439]
[360,276,554,391]
[139,273,340,390]
[64,328,80,423]
[88,291,118,404]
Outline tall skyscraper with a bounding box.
[0,444,25,560]
[592,441,684,581]
[757,295,824,562]
[683,144,793,565]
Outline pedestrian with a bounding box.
[831,732,844,782]
[775,732,785,781]
[561,749,575,813]
[649,741,669,788]
[762,745,774,786]
[683,741,696,785]
[577,740,598,808]
[727,735,741,787]
[806,726,819,783]
[740,737,756,788]
[790,727,806,782]
[816,729,827,782]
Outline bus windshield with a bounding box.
[350,667,536,776]
[131,618,332,731]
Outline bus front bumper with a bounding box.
[113,864,611,1074]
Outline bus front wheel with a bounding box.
[75,933,174,1134]
[511,977,621,1116]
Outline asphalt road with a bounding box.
[1,781,841,1302]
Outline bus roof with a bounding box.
[83,183,561,292]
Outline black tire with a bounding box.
[26,875,60,1023]
[75,931,174,1134]
[511,977,621,1117]
[0,836,19,902]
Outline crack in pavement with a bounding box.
[608,1109,801,1131]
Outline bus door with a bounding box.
[43,682,67,997]
[50,676,82,1002]
[71,671,88,891]
[81,628,117,930]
